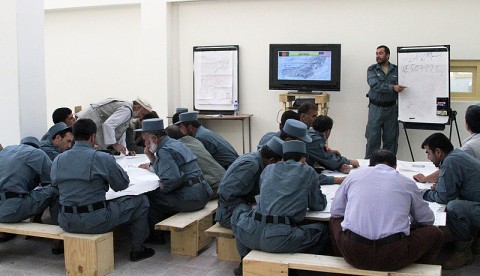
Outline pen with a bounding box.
[412,164,425,168]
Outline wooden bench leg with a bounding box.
[216,236,241,261]
[63,232,114,276]
[170,213,214,256]
[243,257,288,275]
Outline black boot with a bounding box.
[130,246,155,262]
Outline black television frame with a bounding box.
[269,44,341,92]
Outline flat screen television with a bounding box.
[269,44,341,93]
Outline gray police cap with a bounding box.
[175,111,199,125]
[283,140,306,154]
[48,122,71,139]
[265,136,284,156]
[138,118,165,132]
[175,107,188,114]
[20,136,41,148]
[283,119,312,143]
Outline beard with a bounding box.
[149,138,158,153]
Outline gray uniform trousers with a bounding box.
[364,103,399,159]
[231,203,329,258]
[447,199,480,242]
[0,185,60,224]
[58,195,149,252]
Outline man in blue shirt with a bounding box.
[419,133,480,269]
[0,137,61,245]
[138,118,212,243]
[51,119,155,262]
[331,149,443,271]
[364,45,406,158]
[40,122,74,161]
[306,115,359,173]
[231,140,329,260]
[175,111,239,169]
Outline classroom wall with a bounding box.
[172,0,479,160]
[43,0,479,161]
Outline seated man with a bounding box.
[297,101,318,128]
[256,110,299,149]
[306,115,359,174]
[175,111,239,169]
[330,149,443,271]
[215,137,284,229]
[418,133,480,269]
[414,104,480,183]
[40,122,74,161]
[138,118,212,242]
[126,110,159,154]
[166,124,226,199]
[41,107,77,141]
[0,136,60,245]
[231,140,330,265]
[51,119,154,262]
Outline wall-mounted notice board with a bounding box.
[193,45,239,114]
[398,45,450,126]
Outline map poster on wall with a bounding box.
[193,45,239,114]
[398,45,450,125]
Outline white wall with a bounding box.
[42,0,479,160]
[44,4,143,122]
[171,0,479,160]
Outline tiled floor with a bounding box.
[1,229,479,275]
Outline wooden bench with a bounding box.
[155,199,218,256]
[243,250,442,276]
[0,222,113,276]
[205,222,241,261]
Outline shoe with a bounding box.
[0,233,16,243]
[51,240,64,255]
[233,263,242,276]
[130,247,155,262]
[443,240,474,270]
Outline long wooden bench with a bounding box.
[243,250,442,276]
[205,222,241,261]
[155,199,217,256]
[0,222,113,276]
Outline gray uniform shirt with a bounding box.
[0,144,52,194]
[423,149,480,204]
[40,139,61,161]
[194,126,239,169]
[306,129,349,171]
[51,141,129,206]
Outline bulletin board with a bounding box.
[193,45,239,114]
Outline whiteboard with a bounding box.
[193,45,239,114]
[398,46,450,124]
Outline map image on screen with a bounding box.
[278,51,332,81]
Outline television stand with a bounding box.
[279,93,330,115]
[288,91,324,95]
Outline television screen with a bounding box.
[269,44,341,92]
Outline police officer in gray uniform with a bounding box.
[215,137,284,229]
[231,140,330,275]
[40,122,73,161]
[175,111,239,169]
[0,136,60,241]
[365,45,406,158]
[51,119,154,262]
[138,118,212,241]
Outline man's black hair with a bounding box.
[377,45,390,55]
[280,110,300,129]
[73,119,97,141]
[297,102,318,115]
[260,145,282,163]
[52,107,72,124]
[421,133,454,154]
[283,152,306,162]
[165,125,185,140]
[312,115,333,133]
[369,149,396,167]
[465,104,480,133]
